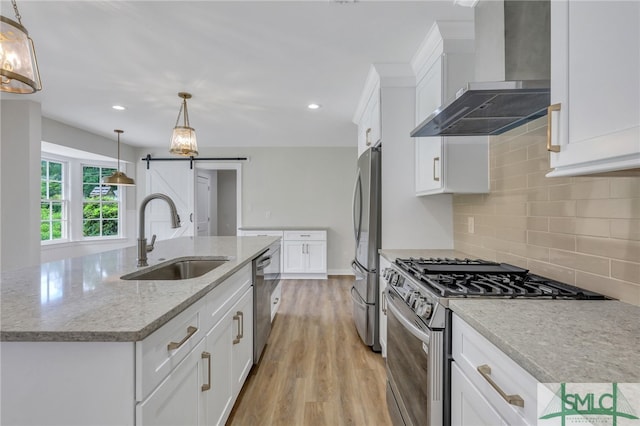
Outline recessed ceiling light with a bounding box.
[308,103,321,110]
[112,105,126,111]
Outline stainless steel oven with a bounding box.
[384,277,444,426]
[383,257,608,426]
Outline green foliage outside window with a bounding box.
[41,160,65,241]
[82,166,119,237]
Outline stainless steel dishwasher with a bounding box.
[253,241,281,364]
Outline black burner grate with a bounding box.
[394,257,607,300]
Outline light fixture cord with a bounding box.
[183,97,189,127]
[11,0,23,25]
[117,132,121,172]
[174,102,184,128]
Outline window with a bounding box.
[41,159,67,241]
[82,165,120,238]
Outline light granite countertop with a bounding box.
[449,299,640,383]
[0,236,278,342]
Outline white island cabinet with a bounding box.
[137,264,253,426]
[0,243,263,426]
[547,0,640,177]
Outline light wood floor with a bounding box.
[228,277,391,426]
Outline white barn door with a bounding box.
[144,162,194,240]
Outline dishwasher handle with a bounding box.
[256,256,272,271]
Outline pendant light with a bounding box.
[169,92,199,156]
[0,0,42,94]
[103,130,135,186]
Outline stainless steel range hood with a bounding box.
[411,0,550,137]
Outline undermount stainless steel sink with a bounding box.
[121,257,231,281]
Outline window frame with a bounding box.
[40,157,69,245]
[39,150,129,246]
[80,162,124,240]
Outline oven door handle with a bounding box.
[386,294,430,346]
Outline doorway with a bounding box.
[194,163,242,236]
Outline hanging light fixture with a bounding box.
[0,0,42,94]
[103,130,135,186]
[169,92,198,156]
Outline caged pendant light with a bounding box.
[0,0,42,94]
[103,130,135,186]
[169,92,199,156]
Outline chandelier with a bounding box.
[169,92,198,156]
[0,0,42,93]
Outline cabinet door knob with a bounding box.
[547,103,561,153]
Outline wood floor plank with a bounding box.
[228,277,391,426]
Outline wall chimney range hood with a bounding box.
[411,0,550,137]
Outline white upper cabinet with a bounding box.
[354,71,382,157]
[411,22,490,195]
[547,0,640,177]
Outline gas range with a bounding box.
[382,256,609,426]
[383,257,607,329]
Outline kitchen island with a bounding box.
[1,236,279,426]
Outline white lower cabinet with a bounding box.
[451,314,539,426]
[239,229,327,278]
[140,268,253,426]
[271,280,282,322]
[451,362,507,426]
[136,338,207,426]
[282,231,327,278]
[0,263,255,426]
[230,288,253,397]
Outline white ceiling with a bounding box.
[1,1,472,149]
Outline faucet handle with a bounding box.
[147,234,157,252]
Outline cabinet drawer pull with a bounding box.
[300,234,311,237]
[167,326,198,351]
[433,157,440,181]
[201,351,211,391]
[233,311,244,344]
[547,103,561,152]
[273,297,280,305]
[477,364,524,407]
[366,128,372,146]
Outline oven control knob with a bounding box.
[408,291,421,307]
[416,298,433,318]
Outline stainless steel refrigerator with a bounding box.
[350,145,381,351]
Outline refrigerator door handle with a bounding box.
[352,171,362,244]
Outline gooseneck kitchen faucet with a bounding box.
[137,193,181,267]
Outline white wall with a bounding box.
[0,101,138,268]
[0,100,42,271]
[135,146,357,274]
[380,86,454,249]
